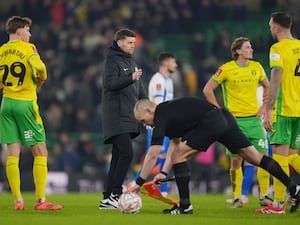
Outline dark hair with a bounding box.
[114,28,136,41]
[6,16,32,34]
[271,12,292,29]
[157,52,176,65]
[231,37,249,60]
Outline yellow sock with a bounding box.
[33,156,47,201]
[230,167,243,199]
[273,154,289,202]
[6,156,22,200]
[288,154,300,174]
[257,167,270,197]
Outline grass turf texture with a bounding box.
[1,193,299,225]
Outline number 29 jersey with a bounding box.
[0,40,42,100]
[269,38,300,116]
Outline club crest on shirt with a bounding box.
[156,84,162,91]
[251,70,257,76]
[215,68,222,76]
[32,46,38,53]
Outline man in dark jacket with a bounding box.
[99,28,147,209]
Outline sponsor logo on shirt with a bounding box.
[270,53,280,61]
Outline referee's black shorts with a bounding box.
[181,108,251,154]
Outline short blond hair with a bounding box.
[134,99,155,114]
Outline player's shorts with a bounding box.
[226,116,268,157]
[269,115,300,149]
[181,108,251,154]
[0,97,46,146]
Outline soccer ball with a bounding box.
[118,192,142,213]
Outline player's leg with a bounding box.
[237,146,299,213]
[248,120,272,206]
[288,119,300,174]
[0,97,24,210]
[235,118,255,204]
[163,140,198,214]
[31,143,62,210]
[256,160,273,206]
[288,148,300,174]
[100,143,119,208]
[238,117,271,206]
[133,126,152,180]
[158,137,170,196]
[103,133,134,209]
[256,116,291,213]
[241,162,254,204]
[220,112,299,213]
[227,153,243,208]
[6,144,24,210]
[19,100,62,210]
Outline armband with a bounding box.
[136,177,146,186]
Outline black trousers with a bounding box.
[103,133,133,198]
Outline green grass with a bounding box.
[0,193,299,225]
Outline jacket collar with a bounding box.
[111,40,131,58]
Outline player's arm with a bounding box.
[264,67,282,132]
[152,138,177,185]
[129,145,163,193]
[256,78,269,118]
[267,67,282,110]
[138,145,162,181]
[203,78,221,108]
[28,54,47,81]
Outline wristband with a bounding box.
[160,171,168,176]
[136,177,146,186]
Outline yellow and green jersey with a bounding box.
[212,60,267,117]
[0,40,47,100]
[269,38,300,117]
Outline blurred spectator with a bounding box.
[190,32,207,67]
[196,0,216,22]
[260,0,277,8]
[51,132,79,172]
[192,144,216,193]
[50,0,65,26]
[231,0,248,21]
[0,21,7,44]
[212,30,231,61]
[19,147,34,172]
[77,132,108,178]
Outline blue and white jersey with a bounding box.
[148,72,174,104]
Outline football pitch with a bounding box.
[1,193,299,225]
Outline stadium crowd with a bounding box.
[0,0,299,192]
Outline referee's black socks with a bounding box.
[173,162,191,208]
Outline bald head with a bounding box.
[134,99,156,115]
[134,99,156,126]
